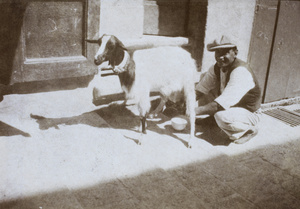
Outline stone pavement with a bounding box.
[0,87,300,209]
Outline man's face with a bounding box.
[215,48,237,68]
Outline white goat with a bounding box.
[87,35,196,147]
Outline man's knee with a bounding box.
[214,110,232,125]
[214,108,259,133]
[214,109,242,131]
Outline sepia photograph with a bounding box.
[0,0,299,208]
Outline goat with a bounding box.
[87,34,196,148]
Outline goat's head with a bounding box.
[86,34,126,66]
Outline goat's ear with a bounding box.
[85,39,99,44]
[118,40,126,50]
[112,36,126,50]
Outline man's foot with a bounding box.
[234,128,258,144]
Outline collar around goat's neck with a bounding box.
[113,50,131,74]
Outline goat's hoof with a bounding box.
[187,136,195,148]
[188,139,193,148]
[138,141,142,145]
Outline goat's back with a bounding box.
[132,46,196,94]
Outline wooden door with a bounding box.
[264,0,300,102]
[9,0,99,84]
[248,0,279,103]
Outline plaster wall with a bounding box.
[99,0,144,39]
[97,0,256,74]
[201,0,256,72]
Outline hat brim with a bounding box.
[208,44,236,52]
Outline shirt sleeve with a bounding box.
[215,67,255,110]
[195,65,217,94]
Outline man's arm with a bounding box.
[215,67,255,110]
[195,65,221,116]
[195,65,217,95]
[195,101,223,116]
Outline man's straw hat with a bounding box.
[207,35,236,52]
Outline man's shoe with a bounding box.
[234,128,258,144]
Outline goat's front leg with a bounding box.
[137,93,150,145]
[138,116,147,145]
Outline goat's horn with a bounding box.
[85,39,98,43]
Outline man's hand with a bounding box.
[195,101,221,116]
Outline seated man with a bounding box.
[195,35,262,144]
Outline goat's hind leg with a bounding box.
[184,87,196,148]
[138,116,147,145]
[188,112,195,148]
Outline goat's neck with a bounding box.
[117,50,135,93]
[113,50,131,74]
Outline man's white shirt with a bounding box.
[196,65,255,110]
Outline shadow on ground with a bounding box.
[30,111,110,130]
[30,99,197,147]
[30,98,232,147]
[195,120,232,146]
[1,140,300,209]
[0,121,30,137]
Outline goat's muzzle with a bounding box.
[94,56,106,66]
[94,59,102,66]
